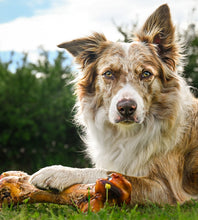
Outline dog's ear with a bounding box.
[58,33,107,69]
[136,4,179,71]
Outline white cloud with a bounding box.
[0,0,197,54]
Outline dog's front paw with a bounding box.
[29,165,76,191]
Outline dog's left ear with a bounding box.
[136,4,179,71]
[58,33,107,69]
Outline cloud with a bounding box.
[0,0,197,53]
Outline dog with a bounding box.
[30,4,198,206]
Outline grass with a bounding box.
[1,202,198,220]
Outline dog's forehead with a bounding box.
[97,41,152,72]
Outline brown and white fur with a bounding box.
[30,4,198,205]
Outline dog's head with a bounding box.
[58,4,181,127]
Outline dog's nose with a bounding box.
[117,99,137,117]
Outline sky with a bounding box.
[0,0,198,70]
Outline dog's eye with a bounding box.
[102,71,114,80]
[140,71,153,80]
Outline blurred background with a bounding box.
[0,0,197,173]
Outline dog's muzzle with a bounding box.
[116,99,138,124]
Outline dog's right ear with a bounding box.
[58,33,107,69]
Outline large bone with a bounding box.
[0,171,131,212]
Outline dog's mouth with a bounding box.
[115,115,140,124]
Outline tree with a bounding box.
[0,50,89,173]
[183,23,198,95]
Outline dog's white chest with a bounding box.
[87,132,151,177]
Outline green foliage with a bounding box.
[183,24,198,94]
[0,50,89,173]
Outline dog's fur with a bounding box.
[30,4,198,205]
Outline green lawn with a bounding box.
[1,202,198,220]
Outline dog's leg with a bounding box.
[122,175,184,205]
[29,165,108,191]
